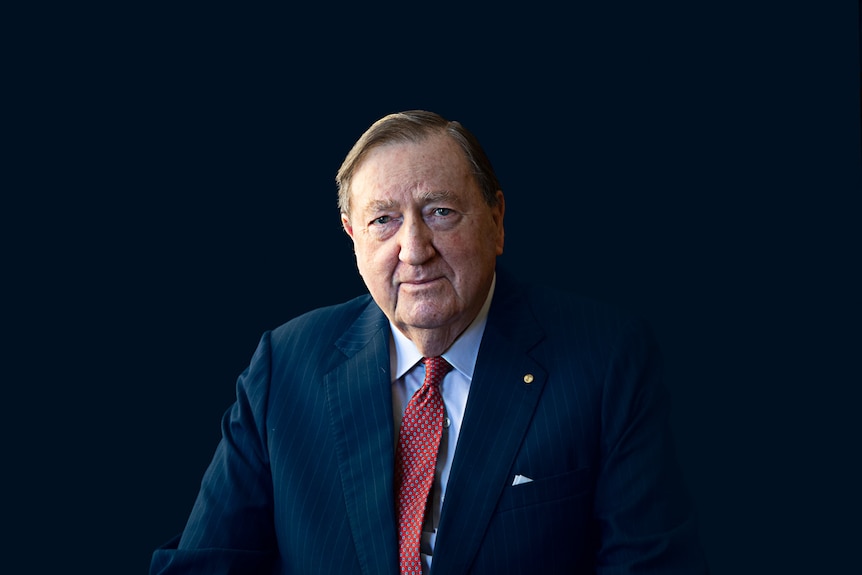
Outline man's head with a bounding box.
[338,110,505,356]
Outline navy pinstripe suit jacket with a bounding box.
[151,270,708,574]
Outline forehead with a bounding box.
[351,135,475,205]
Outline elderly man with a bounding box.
[151,110,708,574]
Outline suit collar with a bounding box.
[432,269,549,574]
[333,296,390,357]
[326,300,400,575]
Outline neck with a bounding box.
[395,324,464,358]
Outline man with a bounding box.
[151,110,708,574]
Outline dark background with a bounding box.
[5,2,860,573]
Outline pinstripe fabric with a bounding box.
[151,269,708,574]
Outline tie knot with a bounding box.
[421,356,452,387]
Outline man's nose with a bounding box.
[398,217,435,265]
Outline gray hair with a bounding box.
[336,110,501,217]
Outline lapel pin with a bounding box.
[523,373,534,384]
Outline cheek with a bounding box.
[354,249,375,279]
[445,230,498,266]
[354,240,395,279]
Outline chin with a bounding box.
[397,305,459,331]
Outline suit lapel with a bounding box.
[324,301,399,575]
[432,274,547,574]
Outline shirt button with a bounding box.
[443,416,451,428]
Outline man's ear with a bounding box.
[341,213,355,240]
[493,190,505,255]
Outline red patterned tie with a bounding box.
[395,356,452,575]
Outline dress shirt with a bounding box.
[390,274,495,573]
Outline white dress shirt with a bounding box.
[390,274,495,573]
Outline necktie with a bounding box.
[395,356,452,575]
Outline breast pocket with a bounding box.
[494,467,593,514]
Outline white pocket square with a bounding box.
[512,474,534,486]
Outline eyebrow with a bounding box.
[365,198,399,213]
[418,189,457,204]
[364,190,457,213]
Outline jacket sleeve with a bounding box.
[150,332,278,574]
[594,319,709,574]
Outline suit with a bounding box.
[151,269,708,574]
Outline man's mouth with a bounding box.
[399,276,443,287]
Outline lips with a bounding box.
[399,276,443,287]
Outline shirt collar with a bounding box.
[389,273,496,382]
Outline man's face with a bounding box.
[341,134,505,351]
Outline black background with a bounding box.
[5,2,860,573]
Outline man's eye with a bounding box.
[433,208,453,216]
[372,216,391,225]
